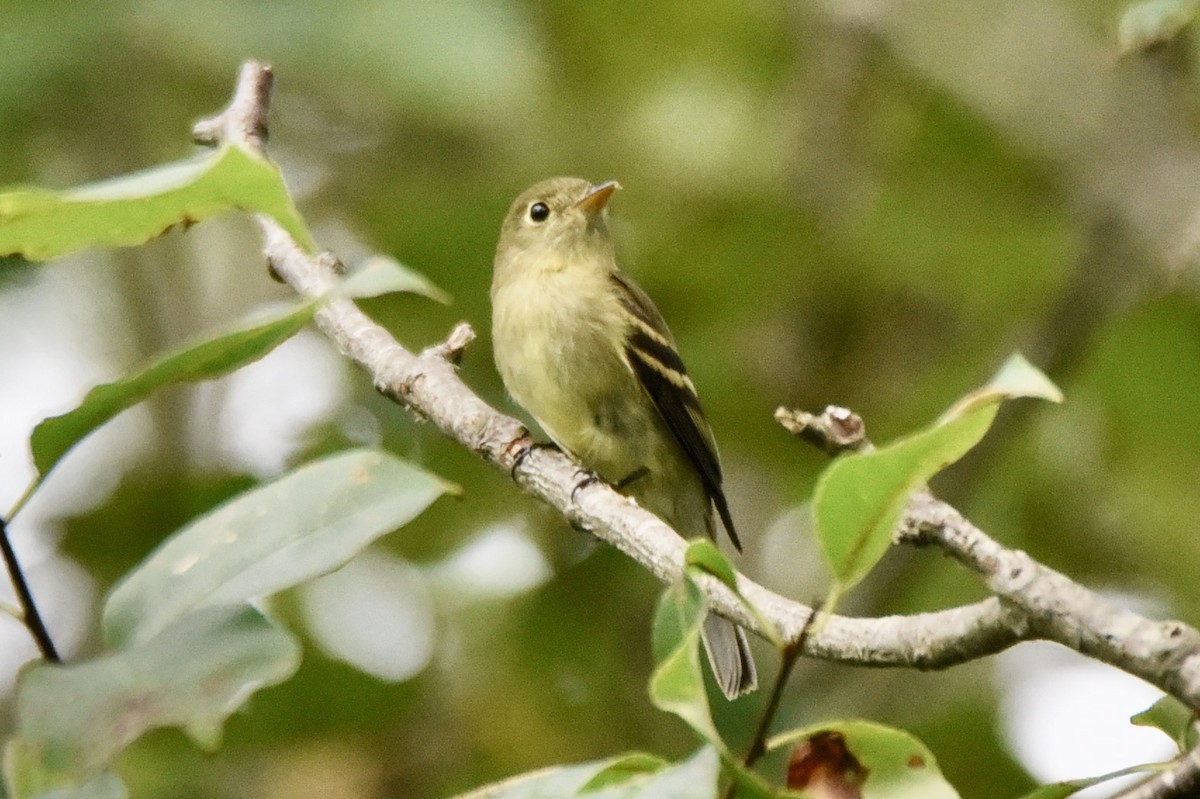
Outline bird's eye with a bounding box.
[528,202,550,223]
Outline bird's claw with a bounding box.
[509,439,557,478]
[570,469,602,504]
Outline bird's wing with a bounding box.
[609,271,741,551]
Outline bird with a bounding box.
[490,176,757,699]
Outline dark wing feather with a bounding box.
[610,272,742,551]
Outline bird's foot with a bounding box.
[614,466,650,491]
[570,469,602,504]
[509,439,558,478]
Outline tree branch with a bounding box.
[899,493,1200,708]
[786,406,1200,710]
[198,62,1200,728]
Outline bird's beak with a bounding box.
[574,180,621,216]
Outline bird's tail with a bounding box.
[701,614,758,699]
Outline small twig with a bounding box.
[720,611,817,799]
[743,611,820,768]
[193,61,273,150]
[0,516,59,663]
[898,492,1200,715]
[1112,744,1200,799]
[741,651,803,770]
[426,322,476,366]
[774,405,871,455]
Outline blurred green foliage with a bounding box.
[3,0,1200,796]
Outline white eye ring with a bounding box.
[528,202,550,223]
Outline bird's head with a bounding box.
[494,177,621,281]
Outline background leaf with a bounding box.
[102,448,455,648]
[39,773,127,799]
[0,144,315,261]
[3,742,128,799]
[1117,0,1199,55]
[7,605,298,793]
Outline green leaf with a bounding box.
[770,720,960,799]
[684,540,738,591]
[813,353,1061,594]
[649,579,721,746]
[607,747,718,798]
[724,772,777,799]
[0,144,316,261]
[813,406,995,593]
[338,255,451,303]
[578,753,668,792]
[683,539,783,650]
[1117,0,1199,55]
[28,301,316,484]
[647,584,780,796]
[940,353,1064,420]
[103,448,455,648]
[1131,694,1198,752]
[7,605,298,792]
[451,747,718,799]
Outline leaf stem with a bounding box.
[0,515,60,662]
[6,477,39,523]
[742,640,803,770]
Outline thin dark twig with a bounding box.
[1112,742,1200,799]
[721,607,820,799]
[0,516,59,662]
[744,608,820,769]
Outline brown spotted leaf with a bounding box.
[788,731,867,799]
[772,720,959,798]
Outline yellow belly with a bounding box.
[491,263,713,538]
[492,267,641,476]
